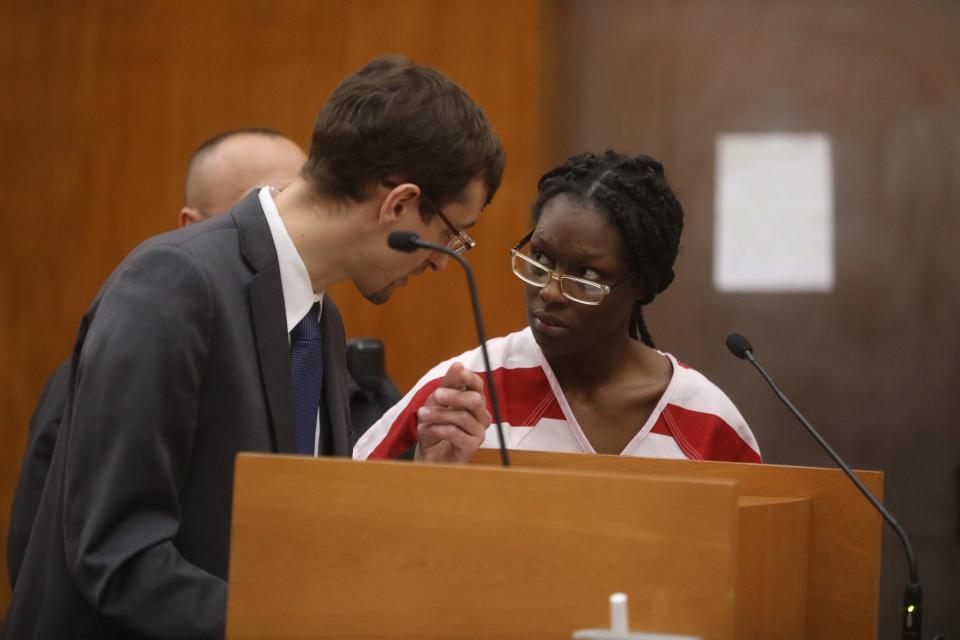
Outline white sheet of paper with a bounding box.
[714,133,834,292]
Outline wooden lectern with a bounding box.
[226,451,882,639]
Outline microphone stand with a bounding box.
[727,334,923,639]
[389,233,509,467]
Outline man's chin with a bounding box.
[361,276,409,305]
[362,287,393,305]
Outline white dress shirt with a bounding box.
[259,187,325,456]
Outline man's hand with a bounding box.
[416,363,491,463]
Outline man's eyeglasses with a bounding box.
[418,191,476,255]
[509,230,632,305]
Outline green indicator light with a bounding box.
[907,605,915,613]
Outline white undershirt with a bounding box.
[259,187,325,456]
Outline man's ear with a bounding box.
[179,207,205,228]
[378,183,421,224]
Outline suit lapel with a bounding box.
[321,299,351,456]
[233,192,296,453]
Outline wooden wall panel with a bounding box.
[324,0,554,377]
[0,0,553,612]
[555,1,960,637]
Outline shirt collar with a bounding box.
[259,187,324,332]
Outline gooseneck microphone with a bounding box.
[388,231,510,467]
[726,332,923,640]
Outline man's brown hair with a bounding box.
[303,55,505,213]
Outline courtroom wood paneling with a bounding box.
[554,1,960,637]
[324,0,554,385]
[0,0,553,611]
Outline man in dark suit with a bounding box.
[3,55,504,638]
[5,128,307,590]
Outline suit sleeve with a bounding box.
[7,360,70,588]
[61,243,225,637]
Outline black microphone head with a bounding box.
[387,231,420,252]
[726,333,753,359]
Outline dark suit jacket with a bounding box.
[6,361,69,588]
[2,192,351,639]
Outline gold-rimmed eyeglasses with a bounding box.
[418,191,476,255]
[509,230,633,305]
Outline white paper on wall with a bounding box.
[714,133,834,292]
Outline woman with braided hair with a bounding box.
[355,151,760,463]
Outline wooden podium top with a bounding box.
[228,455,743,638]
[226,452,882,639]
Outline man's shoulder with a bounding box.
[85,221,243,325]
[121,205,264,282]
[142,212,239,255]
[136,190,267,256]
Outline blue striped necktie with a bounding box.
[290,302,323,455]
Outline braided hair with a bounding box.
[531,151,684,348]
